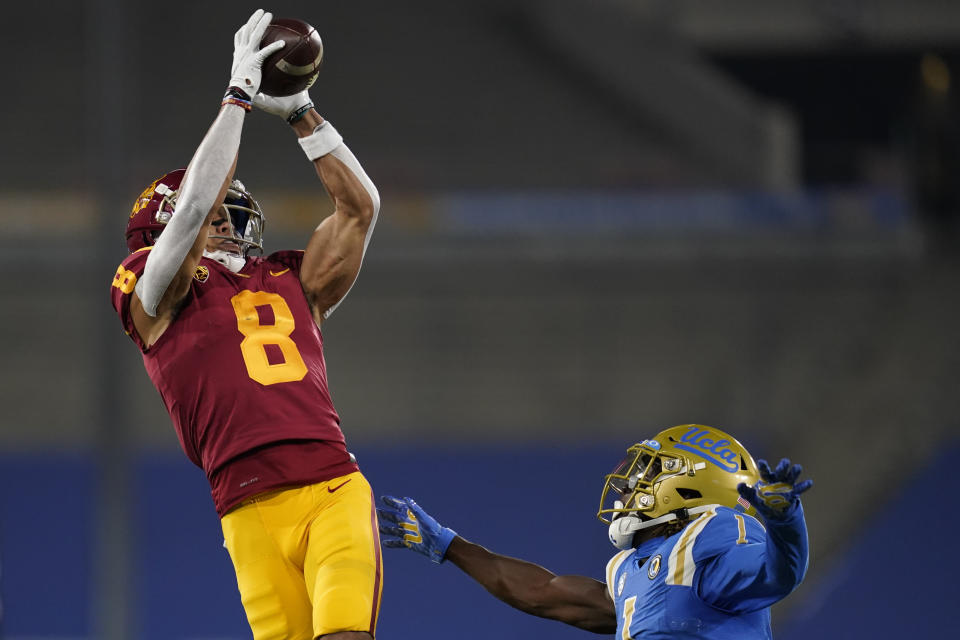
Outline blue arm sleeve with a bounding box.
[694,503,809,614]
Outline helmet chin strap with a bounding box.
[204,249,246,273]
[608,504,720,550]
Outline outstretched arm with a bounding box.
[295,111,380,323]
[699,458,812,612]
[129,9,284,346]
[377,496,616,633]
[129,122,238,339]
[446,537,616,633]
[254,91,380,325]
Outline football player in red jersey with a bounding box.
[110,10,382,640]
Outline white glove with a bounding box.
[228,9,285,98]
[253,89,314,123]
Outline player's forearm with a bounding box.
[446,537,614,632]
[294,110,380,226]
[762,501,809,587]
[136,105,245,316]
[446,537,563,617]
[292,108,325,137]
[178,107,245,230]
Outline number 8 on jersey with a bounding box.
[230,290,308,385]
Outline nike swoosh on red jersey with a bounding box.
[327,479,352,493]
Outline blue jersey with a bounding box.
[605,504,808,639]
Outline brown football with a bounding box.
[258,18,324,97]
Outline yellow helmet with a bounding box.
[598,424,760,533]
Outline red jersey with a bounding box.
[111,247,358,513]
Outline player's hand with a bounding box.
[737,458,813,520]
[377,496,457,564]
[229,9,285,98]
[253,89,314,124]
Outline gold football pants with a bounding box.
[221,472,382,639]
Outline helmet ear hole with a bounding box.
[676,488,702,500]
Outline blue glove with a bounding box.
[377,496,457,564]
[737,458,813,520]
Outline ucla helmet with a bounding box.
[598,424,760,547]
[125,169,265,255]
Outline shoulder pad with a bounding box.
[109,247,154,351]
[692,507,765,560]
[111,247,152,297]
[265,250,305,273]
[664,507,765,587]
[121,246,152,269]
[605,549,635,600]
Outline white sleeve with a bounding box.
[321,141,381,320]
[134,106,246,316]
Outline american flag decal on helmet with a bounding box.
[736,495,752,512]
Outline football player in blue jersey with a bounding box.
[377,424,812,639]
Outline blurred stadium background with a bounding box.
[2,0,959,638]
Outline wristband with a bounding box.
[287,101,315,124]
[222,86,252,112]
[433,526,457,564]
[224,85,252,101]
[222,97,252,112]
[298,121,343,160]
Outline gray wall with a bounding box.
[5,226,959,609]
